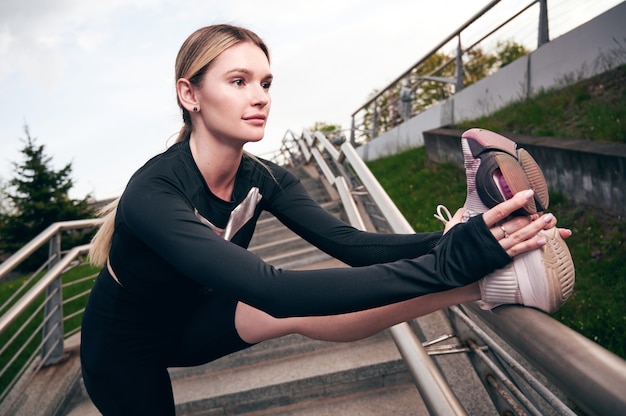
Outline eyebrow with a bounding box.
[226,68,273,80]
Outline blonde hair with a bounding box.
[88,24,271,266]
[89,198,120,266]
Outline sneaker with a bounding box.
[434,204,574,313]
[461,128,549,219]
[479,227,575,312]
[460,128,574,313]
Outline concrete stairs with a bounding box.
[246,205,335,270]
[57,164,429,415]
[64,311,424,415]
[168,330,422,415]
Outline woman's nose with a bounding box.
[250,85,270,106]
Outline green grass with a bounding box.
[368,146,626,359]
[368,147,466,231]
[454,64,626,143]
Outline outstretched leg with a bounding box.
[235,283,480,344]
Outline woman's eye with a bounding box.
[262,81,272,90]
[232,78,245,86]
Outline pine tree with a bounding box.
[0,125,94,270]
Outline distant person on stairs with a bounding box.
[80,24,573,415]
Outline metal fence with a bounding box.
[1,130,626,414]
[275,128,626,416]
[348,0,624,146]
[0,219,101,409]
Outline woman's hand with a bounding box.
[446,190,572,258]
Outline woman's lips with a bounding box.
[243,114,266,125]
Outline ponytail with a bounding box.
[176,108,193,143]
[88,198,119,267]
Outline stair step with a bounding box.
[249,233,302,252]
[171,331,411,415]
[251,240,331,269]
[251,201,343,235]
[239,383,425,416]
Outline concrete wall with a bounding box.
[423,129,626,216]
[358,103,443,161]
[357,2,626,161]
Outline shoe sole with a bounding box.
[513,227,575,313]
[462,128,549,215]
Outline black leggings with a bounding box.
[80,270,253,415]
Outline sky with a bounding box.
[0,0,623,201]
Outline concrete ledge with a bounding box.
[423,128,626,215]
[2,334,82,416]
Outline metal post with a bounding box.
[538,0,549,47]
[455,34,464,92]
[350,116,356,147]
[372,101,379,139]
[42,232,65,365]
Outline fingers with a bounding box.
[498,213,553,256]
[493,212,554,240]
[559,228,573,239]
[478,189,572,257]
[504,234,547,257]
[495,216,531,239]
[482,190,535,227]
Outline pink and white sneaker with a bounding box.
[461,128,575,313]
[461,128,549,219]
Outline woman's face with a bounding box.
[195,42,272,146]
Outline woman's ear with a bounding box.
[176,78,198,112]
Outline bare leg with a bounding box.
[235,283,480,344]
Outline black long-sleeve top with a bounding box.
[109,139,511,318]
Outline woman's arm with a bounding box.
[118,176,510,318]
[266,170,442,266]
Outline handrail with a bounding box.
[2,131,624,414]
[0,217,99,409]
[0,244,92,408]
[278,130,626,416]
[0,244,91,335]
[0,218,102,280]
[448,305,576,416]
[349,0,550,143]
[351,0,503,116]
[340,141,468,415]
[463,303,626,416]
[340,143,413,233]
[295,130,468,415]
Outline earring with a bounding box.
[193,106,198,112]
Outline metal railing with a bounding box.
[0,219,101,408]
[349,0,549,145]
[1,129,625,414]
[1,128,625,415]
[284,129,468,415]
[276,128,626,416]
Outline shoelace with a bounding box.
[434,205,482,226]
[433,205,453,225]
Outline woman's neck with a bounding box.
[189,133,244,202]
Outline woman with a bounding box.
[81,24,569,415]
